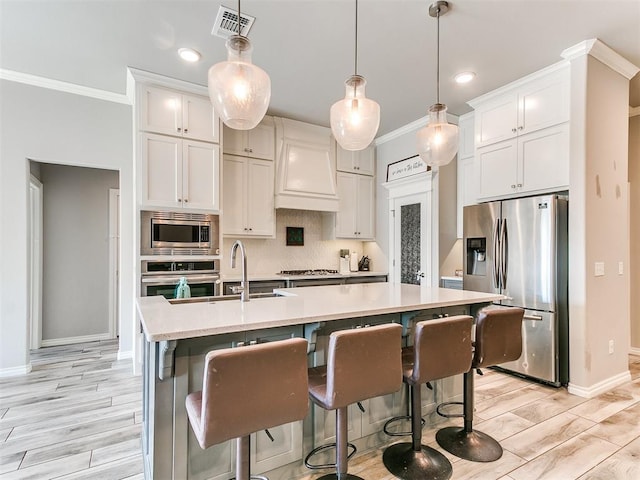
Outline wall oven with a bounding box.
[141,260,221,299]
[141,210,220,256]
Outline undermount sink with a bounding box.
[168,292,281,305]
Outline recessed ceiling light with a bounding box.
[178,48,201,63]
[454,71,476,84]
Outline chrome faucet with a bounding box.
[230,240,249,302]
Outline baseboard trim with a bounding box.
[0,363,33,378]
[568,370,632,398]
[41,333,112,348]
[117,350,133,361]
[630,346,640,356]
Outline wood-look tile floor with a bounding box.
[0,341,638,480]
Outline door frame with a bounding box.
[383,172,437,286]
[29,175,43,350]
[109,188,120,338]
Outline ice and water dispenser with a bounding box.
[466,238,486,276]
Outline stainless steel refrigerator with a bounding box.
[463,194,568,386]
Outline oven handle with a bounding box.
[141,275,220,285]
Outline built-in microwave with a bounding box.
[140,210,220,256]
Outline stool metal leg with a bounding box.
[435,369,503,462]
[236,436,250,480]
[382,384,453,480]
[316,406,363,480]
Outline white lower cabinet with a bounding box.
[141,132,220,211]
[222,155,275,237]
[335,172,375,240]
[476,122,569,200]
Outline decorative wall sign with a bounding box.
[386,155,430,182]
[286,227,304,246]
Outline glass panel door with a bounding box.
[392,193,431,285]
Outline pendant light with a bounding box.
[416,1,459,167]
[330,0,380,151]
[208,0,271,130]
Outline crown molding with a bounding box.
[0,69,131,105]
[127,67,208,97]
[561,39,640,80]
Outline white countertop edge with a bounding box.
[138,284,503,342]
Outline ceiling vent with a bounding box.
[212,5,255,38]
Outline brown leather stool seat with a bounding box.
[436,307,524,462]
[186,338,309,480]
[382,315,474,480]
[305,323,403,480]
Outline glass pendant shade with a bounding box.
[331,75,380,151]
[208,35,271,130]
[416,103,459,167]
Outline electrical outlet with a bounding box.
[608,340,614,355]
[595,262,605,277]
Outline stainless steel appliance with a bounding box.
[141,260,221,299]
[464,194,568,386]
[140,210,220,256]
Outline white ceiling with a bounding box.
[1,0,639,137]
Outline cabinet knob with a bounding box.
[244,148,253,153]
[178,198,182,202]
[511,128,517,133]
[518,126,523,131]
[177,127,182,132]
[184,199,188,203]
[244,228,248,231]
[249,228,252,231]
[511,185,516,189]
[184,128,188,133]
[517,183,523,188]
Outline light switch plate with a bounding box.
[595,262,605,277]
[618,262,624,275]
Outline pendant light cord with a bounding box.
[354,0,359,76]
[237,0,242,36]
[436,6,440,104]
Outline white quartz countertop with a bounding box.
[137,283,503,342]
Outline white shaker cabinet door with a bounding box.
[182,93,219,143]
[223,117,275,160]
[355,174,375,240]
[222,156,247,235]
[246,159,275,236]
[519,123,569,193]
[476,138,518,199]
[182,140,219,211]
[335,173,359,238]
[140,86,183,138]
[141,133,182,208]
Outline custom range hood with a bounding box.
[274,117,339,212]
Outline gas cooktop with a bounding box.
[278,269,339,276]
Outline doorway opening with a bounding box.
[28,161,120,348]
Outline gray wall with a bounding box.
[39,163,119,341]
[0,79,133,374]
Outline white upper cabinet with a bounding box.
[456,112,477,238]
[336,144,375,176]
[473,65,569,148]
[334,172,375,240]
[222,155,275,237]
[141,132,220,211]
[469,63,570,201]
[223,116,275,160]
[139,85,219,143]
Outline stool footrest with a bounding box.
[304,442,357,470]
[436,401,464,418]
[383,415,426,437]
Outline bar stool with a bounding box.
[382,315,474,480]
[436,307,524,462]
[186,338,309,480]
[305,323,403,480]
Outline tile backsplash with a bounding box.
[221,209,365,275]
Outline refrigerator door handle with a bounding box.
[493,218,501,289]
[501,218,508,289]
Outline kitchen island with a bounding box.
[137,283,502,480]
